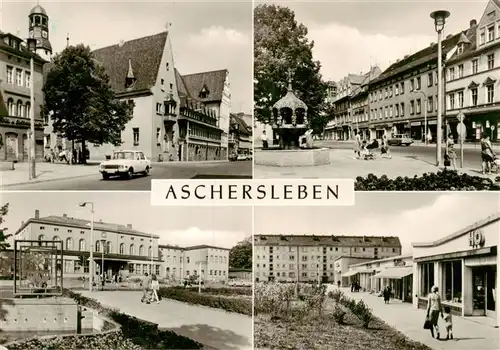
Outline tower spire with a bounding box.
[287,69,293,91]
[66,33,69,48]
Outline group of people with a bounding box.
[45,146,90,164]
[425,286,454,341]
[350,281,361,292]
[444,132,498,173]
[353,130,392,160]
[140,272,160,304]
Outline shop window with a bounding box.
[421,262,435,297]
[442,260,462,303]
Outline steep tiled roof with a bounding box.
[230,113,251,135]
[15,215,159,239]
[92,32,168,95]
[0,89,8,115]
[254,235,402,247]
[372,29,471,85]
[447,25,478,63]
[180,69,228,103]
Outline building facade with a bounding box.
[0,31,45,162]
[412,213,499,326]
[13,210,162,280]
[445,0,500,142]
[253,234,402,283]
[333,256,373,286]
[229,112,252,156]
[159,244,229,283]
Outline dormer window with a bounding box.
[125,59,136,89]
[457,43,464,54]
[199,85,209,99]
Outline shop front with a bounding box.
[371,266,413,303]
[412,213,500,326]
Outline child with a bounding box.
[443,306,453,340]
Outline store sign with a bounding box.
[394,259,406,267]
[469,229,485,249]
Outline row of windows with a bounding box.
[478,18,500,46]
[256,263,337,269]
[256,245,398,253]
[448,54,496,82]
[164,255,227,264]
[6,99,31,118]
[6,66,31,88]
[255,271,331,278]
[448,85,495,109]
[38,225,151,242]
[128,264,161,276]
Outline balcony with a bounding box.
[0,115,44,129]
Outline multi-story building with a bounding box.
[253,234,402,283]
[159,244,229,282]
[445,0,500,142]
[229,112,252,156]
[0,28,46,162]
[13,210,161,279]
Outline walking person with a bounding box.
[443,306,453,340]
[426,286,444,339]
[383,286,390,304]
[446,133,457,170]
[151,274,160,304]
[141,272,152,304]
[353,129,362,159]
[337,280,341,288]
[381,134,392,159]
[481,133,495,174]
[261,130,269,149]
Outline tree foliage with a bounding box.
[0,203,11,251]
[43,44,134,151]
[254,4,329,134]
[229,237,252,269]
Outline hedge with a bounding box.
[158,287,252,316]
[355,170,500,191]
[182,286,252,296]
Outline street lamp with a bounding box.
[79,201,94,292]
[26,38,37,180]
[430,10,451,167]
[412,91,428,144]
[100,236,106,290]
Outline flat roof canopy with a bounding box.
[342,270,359,277]
[371,266,413,279]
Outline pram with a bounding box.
[361,139,379,160]
[491,154,500,173]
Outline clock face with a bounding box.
[29,31,34,38]
[42,31,48,39]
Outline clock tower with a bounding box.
[28,3,52,61]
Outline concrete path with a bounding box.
[79,290,252,350]
[331,286,499,350]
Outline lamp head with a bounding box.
[430,10,450,33]
[78,202,87,207]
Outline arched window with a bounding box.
[129,244,135,255]
[79,239,85,251]
[148,246,152,257]
[53,236,60,241]
[16,100,23,117]
[7,99,14,116]
[119,243,125,254]
[38,234,45,241]
[66,237,73,250]
[25,103,31,118]
[139,245,144,256]
[96,241,101,252]
[106,242,112,254]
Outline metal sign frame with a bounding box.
[13,240,64,297]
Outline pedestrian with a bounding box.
[337,280,341,288]
[141,272,152,304]
[446,133,457,170]
[381,134,392,159]
[387,285,392,300]
[426,286,443,339]
[383,286,390,304]
[261,130,269,149]
[350,281,354,292]
[353,129,362,159]
[151,274,160,304]
[481,133,495,175]
[442,305,453,340]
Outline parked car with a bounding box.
[246,153,253,161]
[99,150,151,180]
[237,154,247,161]
[387,134,413,146]
[228,279,252,287]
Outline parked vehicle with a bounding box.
[228,279,252,287]
[99,150,151,180]
[387,134,413,146]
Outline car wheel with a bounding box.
[126,167,134,180]
[102,173,110,180]
[144,166,150,176]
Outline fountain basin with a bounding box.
[255,148,330,167]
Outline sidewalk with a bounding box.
[254,148,499,180]
[0,162,98,188]
[319,139,500,151]
[337,287,499,350]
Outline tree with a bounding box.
[0,203,11,251]
[254,4,329,134]
[229,237,252,269]
[43,44,134,163]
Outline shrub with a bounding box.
[182,286,252,296]
[158,287,252,316]
[331,305,346,324]
[328,289,344,303]
[354,170,500,191]
[353,300,372,328]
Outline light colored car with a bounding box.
[237,154,247,161]
[228,279,252,287]
[99,150,151,180]
[387,134,413,146]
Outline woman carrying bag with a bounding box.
[425,286,444,339]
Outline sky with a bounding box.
[255,192,500,254]
[261,0,491,81]
[0,0,252,113]
[1,191,251,249]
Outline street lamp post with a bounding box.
[27,39,37,180]
[79,202,94,292]
[100,238,106,290]
[430,10,451,167]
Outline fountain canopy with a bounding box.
[272,73,308,128]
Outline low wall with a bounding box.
[0,297,78,332]
[255,148,330,167]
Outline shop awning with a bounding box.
[371,267,413,279]
[342,270,358,277]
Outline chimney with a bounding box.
[127,224,132,229]
[430,42,435,47]
[35,210,39,219]
[470,19,477,28]
[446,34,452,39]
[63,214,67,218]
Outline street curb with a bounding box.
[1,172,97,189]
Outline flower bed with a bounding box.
[355,170,500,191]
[157,286,252,316]
[182,286,252,296]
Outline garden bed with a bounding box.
[158,287,252,316]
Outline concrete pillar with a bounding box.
[413,263,419,308]
[434,261,441,292]
[463,263,473,316]
[497,248,500,327]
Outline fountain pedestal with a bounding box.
[256,148,330,167]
